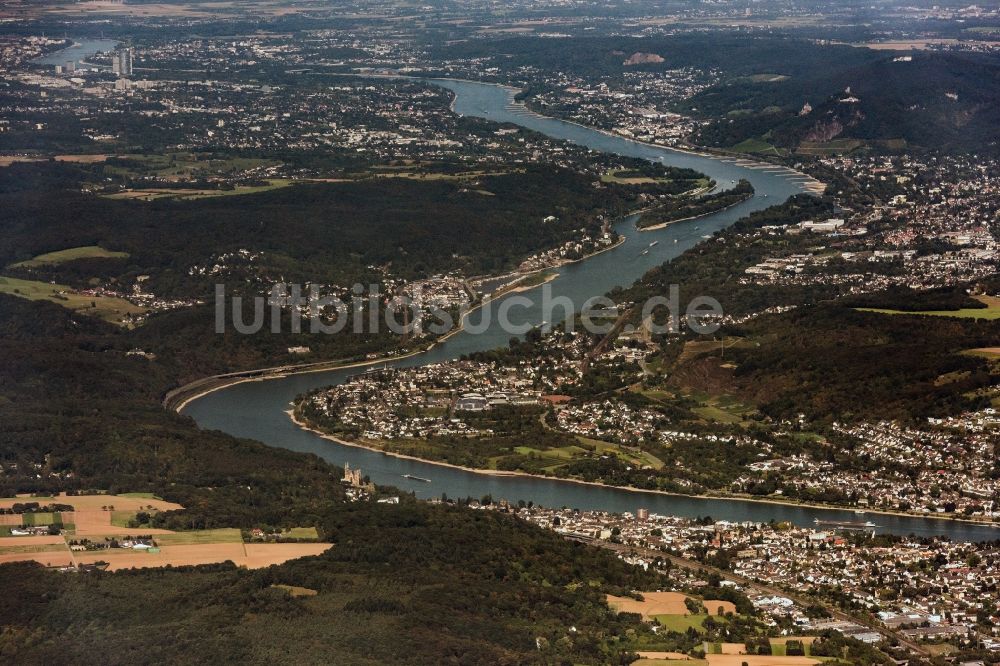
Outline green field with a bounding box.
[653,614,710,633]
[283,527,320,540]
[600,169,709,190]
[963,26,1000,35]
[577,437,666,470]
[9,245,129,268]
[858,296,1000,320]
[731,137,780,155]
[101,152,279,180]
[506,437,664,475]
[111,511,139,527]
[21,512,62,527]
[769,637,818,657]
[153,528,243,545]
[600,169,663,185]
[0,276,146,325]
[102,179,293,202]
[514,444,587,460]
[683,391,754,425]
[516,270,557,290]
[796,138,866,155]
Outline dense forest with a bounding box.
[0,503,665,665]
[0,293,678,664]
[0,161,645,380]
[727,303,999,422]
[0,162,626,296]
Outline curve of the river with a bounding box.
[33,39,118,69]
[183,78,998,542]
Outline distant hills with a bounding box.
[686,49,1000,154]
[444,34,1000,153]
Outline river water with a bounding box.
[183,78,998,542]
[33,39,118,69]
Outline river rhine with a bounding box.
[183,78,998,542]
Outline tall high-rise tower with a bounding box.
[117,48,133,77]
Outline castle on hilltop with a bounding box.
[343,463,374,492]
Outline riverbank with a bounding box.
[418,74,823,192]
[512,97,824,192]
[470,234,626,295]
[185,78,997,539]
[287,410,999,529]
[167,352,425,413]
[170,234,622,413]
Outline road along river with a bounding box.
[183,78,998,542]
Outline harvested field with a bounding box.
[702,600,738,615]
[71,542,330,570]
[705,656,818,666]
[243,543,330,567]
[0,494,327,570]
[967,347,1000,357]
[0,154,108,167]
[0,493,181,512]
[0,535,71,566]
[153,528,243,545]
[0,550,73,567]
[607,591,689,618]
[0,535,66,547]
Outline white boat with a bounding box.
[649,240,659,247]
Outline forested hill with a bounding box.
[687,50,1000,154]
[616,197,1000,423]
[0,163,625,297]
[438,34,882,81]
[0,506,662,664]
[0,162,640,380]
